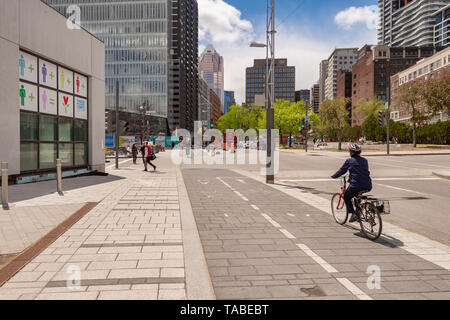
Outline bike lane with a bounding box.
[182,168,450,300]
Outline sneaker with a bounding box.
[349,214,358,223]
[154,166,157,172]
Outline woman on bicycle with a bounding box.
[331,144,372,223]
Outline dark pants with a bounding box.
[343,186,371,215]
[133,154,137,164]
[145,157,156,171]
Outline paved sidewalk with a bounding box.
[0,152,213,300]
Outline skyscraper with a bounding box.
[319,60,328,103]
[168,0,199,132]
[378,0,449,47]
[310,84,320,114]
[224,91,236,114]
[433,3,450,47]
[198,45,225,112]
[44,0,199,134]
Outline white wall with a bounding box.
[0,0,105,176]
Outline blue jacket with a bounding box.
[332,156,372,190]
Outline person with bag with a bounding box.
[144,142,157,172]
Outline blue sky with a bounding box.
[198,0,379,103]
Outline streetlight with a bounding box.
[250,0,275,184]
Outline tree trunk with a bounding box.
[413,123,417,148]
[289,134,292,148]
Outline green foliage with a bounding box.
[362,114,386,142]
[319,99,350,150]
[355,98,385,121]
[217,105,265,133]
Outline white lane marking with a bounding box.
[375,183,433,196]
[261,213,282,228]
[280,229,296,239]
[336,278,373,300]
[217,177,233,190]
[287,213,295,217]
[281,177,440,183]
[306,214,311,217]
[297,244,338,274]
[106,158,133,169]
[224,214,229,217]
[234,191,249,201]
[251,205,260,211]
[374,157,450,169]
[237,179,246,184]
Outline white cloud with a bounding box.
[198,0,254,43]
[334,5,378,30]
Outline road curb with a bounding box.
[432,171,450,180]
[365,153,450,157]
[177,168,216,300]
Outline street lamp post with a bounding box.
[250,0,275,185]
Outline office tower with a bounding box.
[325,48,359,101]
[168,0,199,132]
[351,44,440,125]
[246,59,295,105]
[44,0,199,134]
[319,60,328,102]
[295,90,311,103]
[310,83,320,114]
[434,4,450,47]
[199,45,225,112]
[378,0,449,47]
[198,77,212,129]
[224,91,236,114]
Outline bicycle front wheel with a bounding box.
[331,193,348,225]
[359,202,382,241]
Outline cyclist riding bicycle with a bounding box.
[331,144,372,223]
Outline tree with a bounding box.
[355,98,385,123]
[396,81,429,147]
[319,99,350,150]
[421,71,450,116]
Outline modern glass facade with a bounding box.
[434,4,450,47]
[43,0,169,117]
[199,45,224,112]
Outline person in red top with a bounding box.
[143,142,157,172]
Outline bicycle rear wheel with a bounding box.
[331,193,348,225]
[359,202,382,241]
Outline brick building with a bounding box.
[391,46,450,123]
[351,44,441,126]
[336,70,353,120]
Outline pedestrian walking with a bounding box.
[132,144,138,164]
[140,143,146,164]
[144,142,157,172]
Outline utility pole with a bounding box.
[265,0,275,184]
[115,80,119,169]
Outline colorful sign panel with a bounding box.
[74,73,87,97]
[39,59,57,89]
[58,92,73,117]
[105,135,115,148]
[74,97,87,119]
[39,87,57,115]
[19,51,38,83]
[58,67,74,94]
[19,81,38,112]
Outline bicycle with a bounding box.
[331,176,390,241]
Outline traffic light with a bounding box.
[123,122,130,134]
[378,110,385,127]
[211,124,214,128]
[301,118,306,130]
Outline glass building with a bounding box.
[43,0,169,117]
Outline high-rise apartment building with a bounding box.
[351,44,439,125]
[378,0,449,47]
[310,84,320,114]
[168,0,199,133]
[224,91,236,114]
[295,90,311,103]
[198,45,225,112]
[319,60,328,102]
[44,0,199,134]
[246,59,295,105]
[434,4,450,47]
[325,48,359,101]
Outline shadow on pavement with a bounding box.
[275,183,335,196]
[5,174,124,203]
